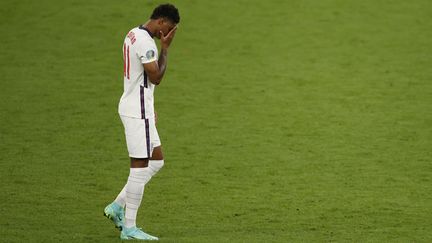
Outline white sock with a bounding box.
[114,160,164,208]
[148,160,164,176]
[125,167,152,228]
[114,184,127,208]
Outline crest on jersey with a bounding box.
[146,50,155,59]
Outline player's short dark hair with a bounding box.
[150,3,180,24]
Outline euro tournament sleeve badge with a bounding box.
[146,50,155,60]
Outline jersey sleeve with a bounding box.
[136,39,158,64]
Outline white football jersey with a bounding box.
[118,25,158,119]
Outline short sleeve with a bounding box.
[136,39,158,64]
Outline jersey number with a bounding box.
[123,44,130,79]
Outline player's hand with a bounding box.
[160,26,177,50]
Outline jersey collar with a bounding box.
[139,25,154,38]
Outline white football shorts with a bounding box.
[120,115,161,158]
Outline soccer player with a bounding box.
[103,4,180,241]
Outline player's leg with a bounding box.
[107,116,162,239]
[148,118,164,176]
[108,154,163,233]
[121,146,163,221]
[149,146,164,176]
[120,117,160,240]
[119,157,158,240]
[123,158,151,228]
[112,155,152,209]
[111,155,152,209]
[105,116,150,232]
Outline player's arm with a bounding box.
[143,26,177,85]
[143,54,165,85]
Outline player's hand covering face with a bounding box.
[160,25,177,49]
[157,18,177,49]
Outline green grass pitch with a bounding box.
[0,0,431,242]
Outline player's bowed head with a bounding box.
[147,3,180,40]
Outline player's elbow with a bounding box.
[148,74,162,85]
[149,77,161,85]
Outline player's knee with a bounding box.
[149,160,164,176]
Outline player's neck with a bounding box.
[143,20,157,38]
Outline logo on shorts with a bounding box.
[146,50,155,59]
